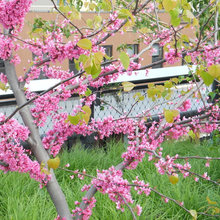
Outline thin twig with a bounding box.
[214,0,219,44]
[0,32,42,48]
[50,0,83,37]
[179,168,220,185]
[147,186,220,218]
[133,0,139,15]
[171,26,178,56]
[153,0,161,31]
[62,165,220,219]
[97,97,124,116]
[176,156,220,160]
[195,12,215,51]
[117,193,137,220]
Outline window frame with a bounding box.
[102,45,113,67]
[0,59,5,75]
[152,43,163,69]
[126,44,139,63]
[69,58,78,74]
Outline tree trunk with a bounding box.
[4,59,72,220]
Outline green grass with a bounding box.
[0,139,219,220]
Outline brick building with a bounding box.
[0,0,196,78]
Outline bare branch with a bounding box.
[117,193,137,220]
[153,0,161,31]
[133,0,139,15]
[50,0,83,37]
[214,0,219,44]
[179,168,220,185]
[176,156,220,160]
[3,28,72,219]
[195,12,215,51]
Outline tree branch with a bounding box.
[117,193,137,220]
[50,0,83,37]
[4,29,72,220]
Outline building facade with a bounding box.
[0,0,196,78]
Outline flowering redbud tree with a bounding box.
[0,0,219,219]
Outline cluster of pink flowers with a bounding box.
[164,48,182,64]
[92,166,133,211]
[31,92,61,127]
[0,114,47,183]
[0,72,7,84]
[132,176,151,197]
[0,1,220,219]
[0,34,14,60]
[72,197,96,220]
[0,0,32,31]
[178,99,191,112]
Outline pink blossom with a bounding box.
[178,99,191,112]
[135,204,142,216]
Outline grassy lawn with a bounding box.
[0,139,219,220]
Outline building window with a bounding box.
[127,44,139,63]
[103,45,113,58]
[32,53,48,79]
[152,43,163,69]
[102,45,113,66]
[69,59,78,74]
[0,59,5,74]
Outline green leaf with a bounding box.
[200,71,214,86]
[68,115,80,125]
[186,10,194,19]
[208,64,220,78]
[90,59,101,78]
[86,19,93,28]
[94,15,102,28]
[184,55,192,63]
[163,0,178,12]
[189,210,197,220]
[85,88,92,96]
[0,81,9,91]
[100,0,112,11]
[193,18,199,26]
[168,173,179,184]
[94,52,103,64]
[171,77,179,84]
[170,9,181,27]
[164,109,179,123]
[47,157,60,170]
[82,105,92,124]
[208,92,216,101]
[133,92,145,101]
[119,51,130,69]
[118,9,133,20]
[122,82,135,92]
[188,130,196,140]
[74,60,80,70]
[139,96,145,101]
[181,34,189,43]
[77,39,92,50]
[79,54,89,63]
[133,92,141,99]
[59,5,70,14]
[164,81,172,88]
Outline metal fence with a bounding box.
[0,82,211,137]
